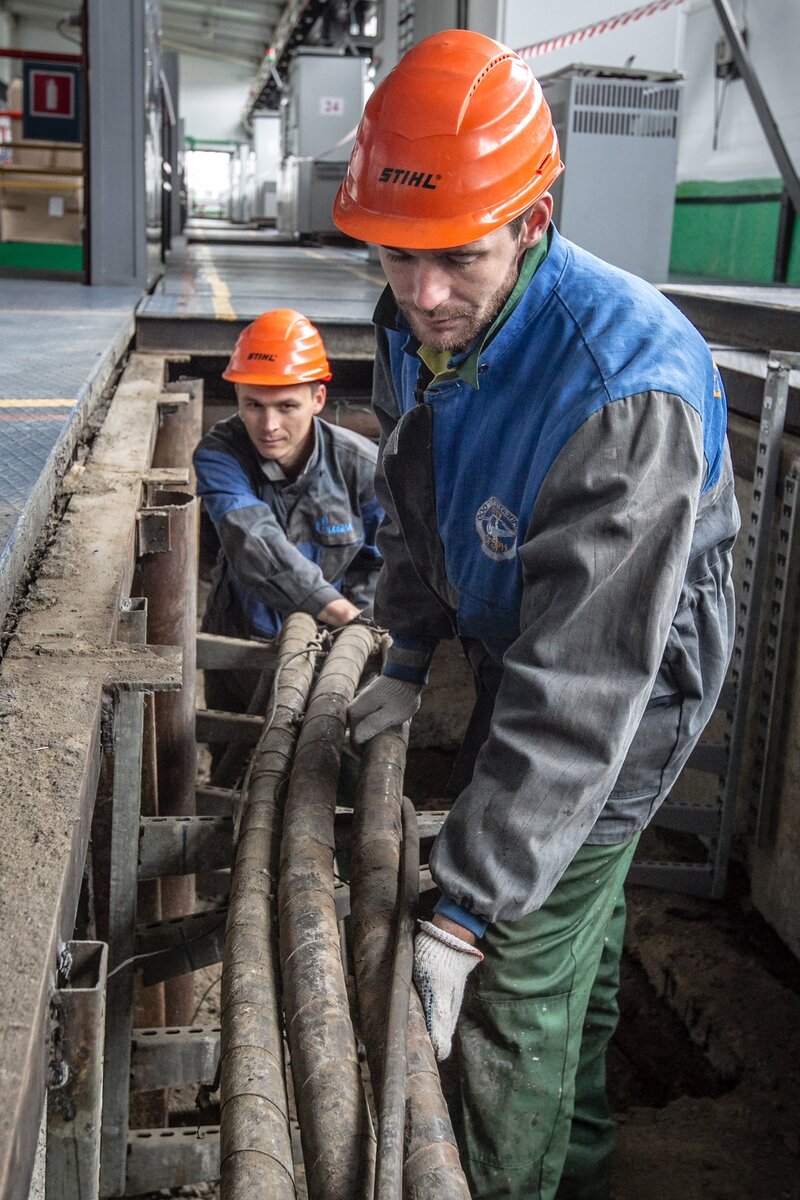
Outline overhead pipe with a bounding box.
[350,734,471,1200]
[219,612,320,1200]
[278,624,379,1200]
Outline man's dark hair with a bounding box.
[507,213,526,239]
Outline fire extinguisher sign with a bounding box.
[22,61,82,143]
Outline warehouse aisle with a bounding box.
[136,237,386,350]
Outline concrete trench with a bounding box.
[6,327,800,1200]
[152,348,800,1199]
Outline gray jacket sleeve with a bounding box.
[429,392,705,923]
[195,448,340,617]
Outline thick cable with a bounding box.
[374,796,419,1200]
[278,623,379,1200]
[350,732,471,1200]
[219,612,320,1200]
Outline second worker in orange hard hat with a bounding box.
[194,309,383,735]
[336,28,739,1200]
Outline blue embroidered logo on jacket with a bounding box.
[315,515,354,535]
[475,497,518,562]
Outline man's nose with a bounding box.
[412,263,451,312]
[262,408,280,432]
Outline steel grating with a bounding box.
[0,280,140,623]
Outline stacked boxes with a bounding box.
[0,78,84,245]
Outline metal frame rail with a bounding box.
[750,457,800,847]
[629,353,800,897]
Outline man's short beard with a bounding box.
[399,252,522,353]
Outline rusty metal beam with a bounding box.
[46,942,108,1200]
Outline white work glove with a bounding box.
[413,920,484,1061]
[347,674,422,745]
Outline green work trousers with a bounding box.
[449,836,639,1200]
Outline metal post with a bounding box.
[47,941,108,1200]
[136,490,198,1024]
[152,382,203,490]
[754,460,800,846]
[710,0,800,216]
[87,0,148,286]
[100,600,147,1197]
[713,357,790,897]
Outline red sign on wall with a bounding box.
[30,70,75,119]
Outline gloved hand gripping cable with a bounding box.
[348,673,423,745]
[413,920,484,1061]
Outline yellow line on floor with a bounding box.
[196,245,237,320]
[301,246,384,289]
[0,398,76,408]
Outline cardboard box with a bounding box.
[0,174,83,244]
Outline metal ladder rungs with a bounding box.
[125,1126,220,1195]
[130,1026,220,1093]
[651,802,721,836]
[628,860,714,896]
[138,815,233,880]
[685,741,728,775]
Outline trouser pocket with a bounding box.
[455,989,571,1194]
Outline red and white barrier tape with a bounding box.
[516,0,686,60]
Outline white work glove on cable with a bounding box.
[347,675,422,745]
[413,920,484,1061]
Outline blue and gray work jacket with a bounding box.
[195,413,383,640]
[372,225,740,931]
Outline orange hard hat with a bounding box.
[223,309,332,386]
[333,29,563,249]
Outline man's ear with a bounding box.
[312,383,327,414]
[519,196,553,251]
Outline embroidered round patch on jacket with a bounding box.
[475,496,518,561]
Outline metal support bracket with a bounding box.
[629,356,796,898]
[136,508,172,556]
[195,709,263,745]
[712,354,792,896]
[135,909,228,986]
[138,816,234,880]
[130,1027,220,1093]
[752,459,800,846]
[124,1126,220,1195]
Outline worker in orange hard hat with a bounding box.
[338,29,738,1200]
[194,309,383,742]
